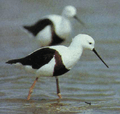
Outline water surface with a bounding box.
[0,0,120,114]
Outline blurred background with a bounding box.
[0,0,120,114]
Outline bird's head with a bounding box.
[73,34,109,68]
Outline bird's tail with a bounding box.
[23,26,32,32]
[23,25,36,36]
[6,59,21,64]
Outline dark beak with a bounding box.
[74,15,85,26]
[92,48,109,68]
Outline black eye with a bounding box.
[89,42,92,45]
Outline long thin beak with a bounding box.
[74,15,85,26]
[92,48,109,68]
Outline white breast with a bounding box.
[50,46,80,70]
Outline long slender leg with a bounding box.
[55,77,62,99]
[27,77,38,100]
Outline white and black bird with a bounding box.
[23,5,84,47]
[6,34,109,100]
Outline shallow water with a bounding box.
[1,0,120,114]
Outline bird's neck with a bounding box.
[62,14,71,21]
[57,16,71,39]
[69,39,83,57]
[60,15,71,25]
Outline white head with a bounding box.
[62,5,77,18]
[62,5,85,25]
[72,34,109,68]
[72,34,95,50]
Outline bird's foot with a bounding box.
[58,93,62,99]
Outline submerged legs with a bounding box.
[27,77,38,100]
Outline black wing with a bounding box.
[23,18,65,46]
[6,48,56,69]
[23,19,53,36]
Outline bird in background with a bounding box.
[23,5,84,47]
[6,34,109,100]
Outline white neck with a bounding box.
[62,12,72,20]
[69,38,83,59]
[56,15,71,39]
[60,14,71,25]
[69,38,83,49]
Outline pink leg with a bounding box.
[56,77,62,99]
[27,77,38,100]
